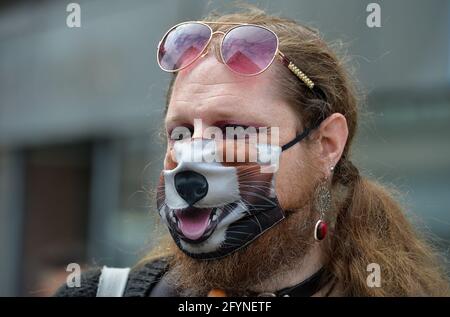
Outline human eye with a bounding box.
[219,123,252,140]
[167,124,193,141]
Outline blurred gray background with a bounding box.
[0,0,449,296]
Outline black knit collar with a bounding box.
[141,258,331,297]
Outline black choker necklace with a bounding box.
[252,267,330,297]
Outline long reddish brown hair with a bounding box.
[145,5,449,296]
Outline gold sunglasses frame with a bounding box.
[157,21,315,89]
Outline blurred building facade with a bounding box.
[0,0,449,296]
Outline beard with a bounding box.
[164,203,316,296]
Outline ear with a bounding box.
[314,113,349,172]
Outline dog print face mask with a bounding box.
[156,125,315,260]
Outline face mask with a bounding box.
[156,125,316,260]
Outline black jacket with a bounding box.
[54,258,176,297]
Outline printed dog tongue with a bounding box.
[176,208,212,240]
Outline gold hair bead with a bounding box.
[287,62,314,89]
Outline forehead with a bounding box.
[166,55,280,121]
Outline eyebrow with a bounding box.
[165,98,243,123]
[164,104,269,132]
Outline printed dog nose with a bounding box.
[174,170,209,206]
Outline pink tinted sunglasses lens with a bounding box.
[158,23,211,71]
[221,25,278,75]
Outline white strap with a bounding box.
[96,266,130,297]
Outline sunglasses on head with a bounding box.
[157,21,315,90]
